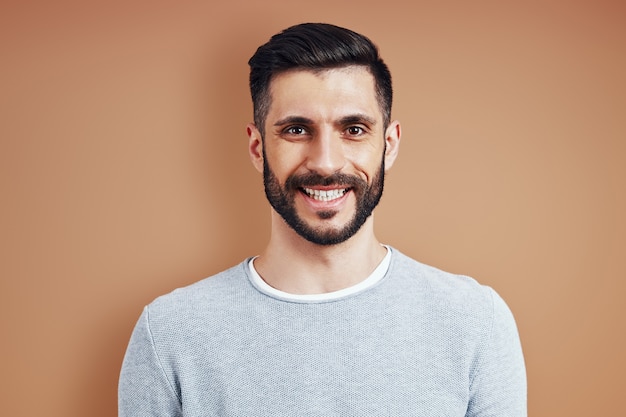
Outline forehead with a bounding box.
[267,66,381,121]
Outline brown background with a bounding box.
[1,1,624,416]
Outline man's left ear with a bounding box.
[384,120,401,171]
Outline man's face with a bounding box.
[249,66,399,245]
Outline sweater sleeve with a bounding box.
[466,287,527,417]
[118,307,183,417]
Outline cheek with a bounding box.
[266,145,308,174]
[346,149,385,181]
[263,159,294,187]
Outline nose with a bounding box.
[304,128,346,176]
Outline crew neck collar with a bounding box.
[247,246,392,303]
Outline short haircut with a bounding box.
[248,23,393,135]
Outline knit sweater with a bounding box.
[119,248,526,416]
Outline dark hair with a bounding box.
[248,23,393,135]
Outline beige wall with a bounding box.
[1,1,624,416]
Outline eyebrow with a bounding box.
[337,114,377,126]
[273,116,314,127]
[273,113,377,127]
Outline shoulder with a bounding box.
[387,248,506,324]
[387,248,522,359]
[389,248,491,297]
[145,260,253,323]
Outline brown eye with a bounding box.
[347,126,364,135]
[285,126,306,135]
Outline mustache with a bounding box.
[284,172,367,189]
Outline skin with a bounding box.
[247,66,401,294]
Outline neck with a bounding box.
[254,212,387,294]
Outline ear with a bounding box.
[383,120,401,171]
[247,123,264,173]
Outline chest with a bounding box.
[172,307,474,416]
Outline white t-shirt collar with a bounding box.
[248,245,392,302]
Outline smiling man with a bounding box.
[119,23,527,416]
[247,65,400,294]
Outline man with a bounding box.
[119,23,526,416]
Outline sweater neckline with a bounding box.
[247,246,392,303]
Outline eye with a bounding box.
[346,126,365,136]
[284,125,307,135]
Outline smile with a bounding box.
[302,187,348,202]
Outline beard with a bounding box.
[263,155,385,246]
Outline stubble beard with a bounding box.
[262,155,385,246]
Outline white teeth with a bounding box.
[303,187,347,202]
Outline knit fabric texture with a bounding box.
[119,248,526,416]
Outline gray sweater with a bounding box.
[119,248,526,416]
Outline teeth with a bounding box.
[303,187,347,202]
